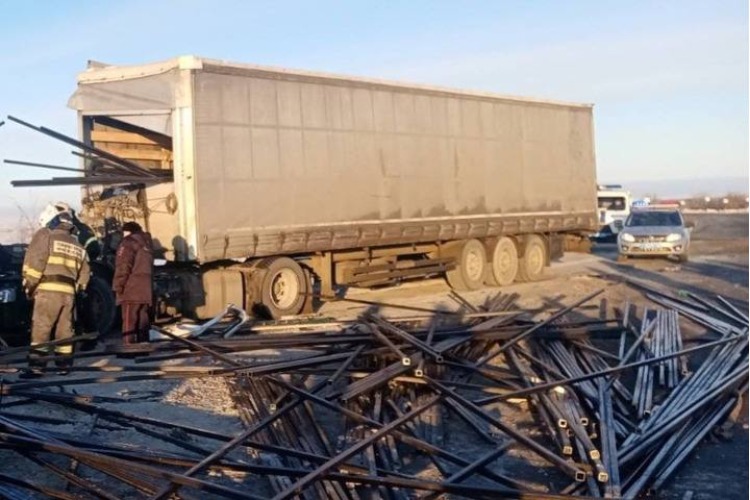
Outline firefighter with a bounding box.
[22,211,90,375]
[40,201,101,261]
[113,221,154,344]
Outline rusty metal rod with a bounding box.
[650,396,739,491]
[7,115,159,178]
[619,366,747,465]
[19,451,119,500]
[364,322,412,366]
[0,471,79,500]
[475,289,605,367]
[275,376,521,490]
[0,432,257,498]
[425,377,584,480]
[271,395,442,500]
[475,335,743,405]
[368,314,444,362]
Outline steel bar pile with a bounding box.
[4,115,173,187]
[0,288,746,499]
[497,289,748,498]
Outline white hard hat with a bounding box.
[38,203,61,228]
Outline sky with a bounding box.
[0,0,747,218]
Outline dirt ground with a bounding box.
[1,213,746,499]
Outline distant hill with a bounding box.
[602,176,748,199]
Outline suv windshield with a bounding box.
[626,211,682,227]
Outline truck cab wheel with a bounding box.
[258,257,307,319]
[486,237,519,286]
[516,235,546,282]
[445,239,487,291]
[79,275,117,342]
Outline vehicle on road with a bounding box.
[593,184,631,241]
[7,56,598,333]
[617,207,691,262]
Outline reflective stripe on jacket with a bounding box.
[73,218,101,260]
[22,226,91,295]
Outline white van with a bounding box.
[595,185,631,239]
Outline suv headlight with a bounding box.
[620,233,635,243]
[666,233,682,242]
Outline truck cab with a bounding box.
[594,184,631,241]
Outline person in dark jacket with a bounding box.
[22,212,90,374]
[113,222,154,344]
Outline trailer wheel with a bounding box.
[486,237,519,286]
[517,235,546,282]
[259,257,307,319]
[79,275,116,341]
[445,239,487,291]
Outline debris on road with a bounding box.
[0,286,746,499]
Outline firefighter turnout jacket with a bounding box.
[22,225,91,296]
[72,216,101,261]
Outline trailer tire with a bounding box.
[517,235,546,282]
[258,257,307,319]
[445,239,487,291]
[486,237,519,286]
[79,275,117,341]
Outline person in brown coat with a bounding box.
[113,222,154,344]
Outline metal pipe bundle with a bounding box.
[0,287,745,499]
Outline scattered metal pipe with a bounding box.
[0,286,744,499]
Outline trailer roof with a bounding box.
[77,55,593,110]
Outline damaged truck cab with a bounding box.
[62,56,598,325]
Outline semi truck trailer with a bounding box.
[17,56,598,329]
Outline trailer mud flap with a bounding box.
[549,234,564,261]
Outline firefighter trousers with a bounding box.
[29,290,75,367]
